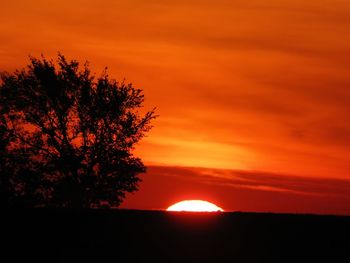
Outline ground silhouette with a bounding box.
[2,209,350,263]
[0,54,156,208]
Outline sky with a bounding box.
[1,0,350,214]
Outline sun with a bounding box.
[166,200,224,212]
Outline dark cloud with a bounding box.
[148,165,350,198]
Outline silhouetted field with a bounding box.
[2,209,350,262]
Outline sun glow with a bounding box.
[166,200,224,212]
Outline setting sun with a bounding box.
[166,200,224,212]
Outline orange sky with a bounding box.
[1,0,350,214]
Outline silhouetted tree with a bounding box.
[0,54,156,208]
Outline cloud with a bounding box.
[147,165,350,198]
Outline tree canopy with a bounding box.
[0,54,156,208]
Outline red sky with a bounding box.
[1,0,350,214]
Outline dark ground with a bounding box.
[2,209,350,262]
